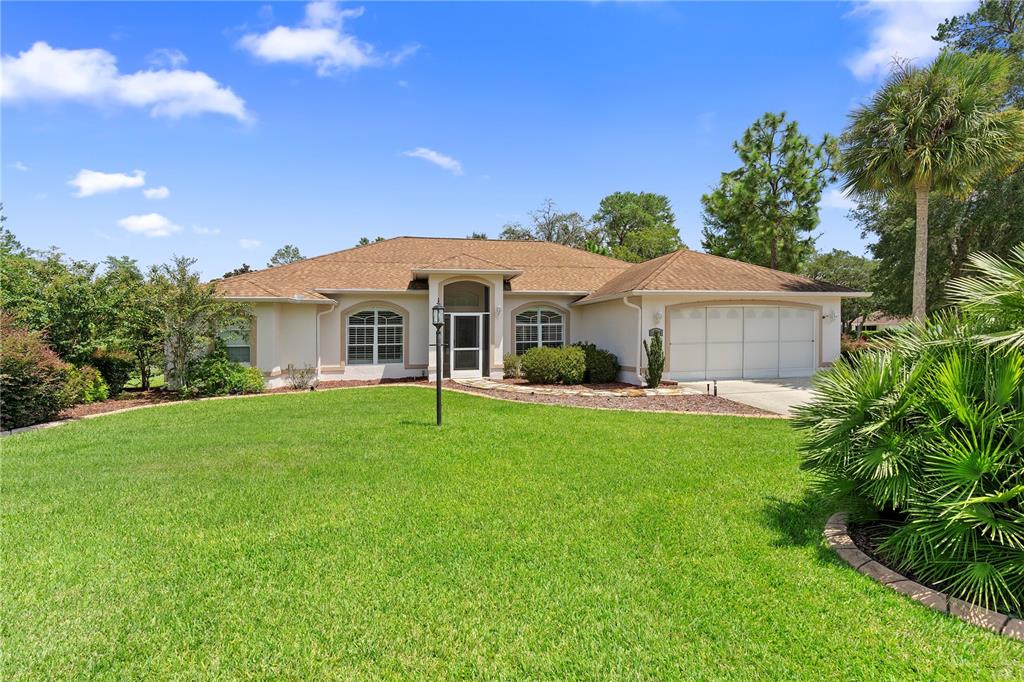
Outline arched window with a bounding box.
[348,309,403,365]
[514,308,564,355]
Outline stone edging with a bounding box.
[824,512,1024,642]
[454,377,700,398]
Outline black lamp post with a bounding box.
[432,299,445,426]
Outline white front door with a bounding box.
[668,305,817,380]
[449,313,484,379]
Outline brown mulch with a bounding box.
[265,376,427,394]
[496,378,679,390]
[58,390,181,419]
[447,381,775,416]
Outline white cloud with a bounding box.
[1,41,249,121]
[845,1,975,80]
[192,225,220,235]
[238,1,418,76]
[70,168,145,197]
[403,147,463,175]
[147,48,188,69]
[239,238,262,249]
[143,185,170,199]
[822,188,857,211]
[118,213,182,238]
[12,161,29,172]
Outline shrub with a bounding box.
[64,365,109,404]
[840,333,872,360]
[521,346,585,385]
[285,363,316,390]
[90,348,134,396]
[502,353,522,379]
[794,315,1024,615]
[0,317,72,430]
[574,342,619,384]
[642,333,664,388]
[184,351,265,398]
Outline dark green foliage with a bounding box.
[90,348,134,396]
[642,333,665,388]
[702,112,835,272]
[574,342,620,383]
[936,0,1024,105]
[63,365,109,404]
[268,245,305,268]
[590,192,684,262]
[795,246,1024,614]
[0,316,71,429]
[521,346,586,384]
[502,353,522,379]
[500,199,592,248]
[223,264,253,278]
[183,349,265,398]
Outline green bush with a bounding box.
[64,365,109,404]
[90,348,134,396]
[502,353,522,379]
[0,316,72,430]
[797,245,1024,616]
[184,350,265,398]
[521,346,585,385]
[574,342,619,384]
[642,333,664,388]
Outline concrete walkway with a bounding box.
[676,378,814,416]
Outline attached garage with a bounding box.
[667,304,818,381]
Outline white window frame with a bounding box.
[347,309,404,365]
[220,321,252,366]
[514,308,564,355]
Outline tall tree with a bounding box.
[840,51,1024,320]
[268,244,305,267]
[150,257,249,389]
[97,257,163,390]
[799,249,876,332]
[590,192,683,262]
[499,199,594,248]
[701,112,835,273]
[466,232,488,240]
[357,236,384,246]
[936,0,1023,104]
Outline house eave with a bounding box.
[573,289,871,306]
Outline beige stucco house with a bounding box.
[215,237,868,387]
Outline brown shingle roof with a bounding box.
[215,237,631,299]
[576,249,859,303]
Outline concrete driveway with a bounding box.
[676,377,814,416]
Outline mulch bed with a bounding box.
[447,381,774,416]
[265,376,427,394]
[58,390,180,419]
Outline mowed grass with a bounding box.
[3,388,1021,679]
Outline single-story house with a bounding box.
[215,237,869,387]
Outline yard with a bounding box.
[3,387,1021,678]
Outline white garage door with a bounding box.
[668,305,815,380]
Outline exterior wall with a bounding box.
[572,297,641,383]
[503,293,581,366]
[427,274,506,381]
[326,292,430,381]
[639,294,843,380]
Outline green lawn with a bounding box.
[3,387,1021,679]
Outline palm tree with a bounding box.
[840,51,1024,320]
[948,241,1024,350]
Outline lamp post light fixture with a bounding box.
[432,299,445,426]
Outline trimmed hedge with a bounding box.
[574,342,619,384]
[0,317,72,430]
[521,346,586,385]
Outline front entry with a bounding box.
[447,313,486,378]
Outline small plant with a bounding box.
[839,333,872,360]
[0,316,72,430]
[521,346,585,385]
[502,353,522,379]
[64,365,109,404]
[286,363,316,390]
[642,333,664,388]
[574,342,619,384]
[184,348,265,397]
[90,348,134,396]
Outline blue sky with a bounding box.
[2,1,971,278]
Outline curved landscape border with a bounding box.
[824,512,1024,642]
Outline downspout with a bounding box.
[622,295,643,386]
[315,302,336,379]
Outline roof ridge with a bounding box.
[633,249,684,290]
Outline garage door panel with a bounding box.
[706,343,743,378]
[780,307,814,341]
[668,307,706,379]
[670,343,705,377]
[670,308,706,343]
